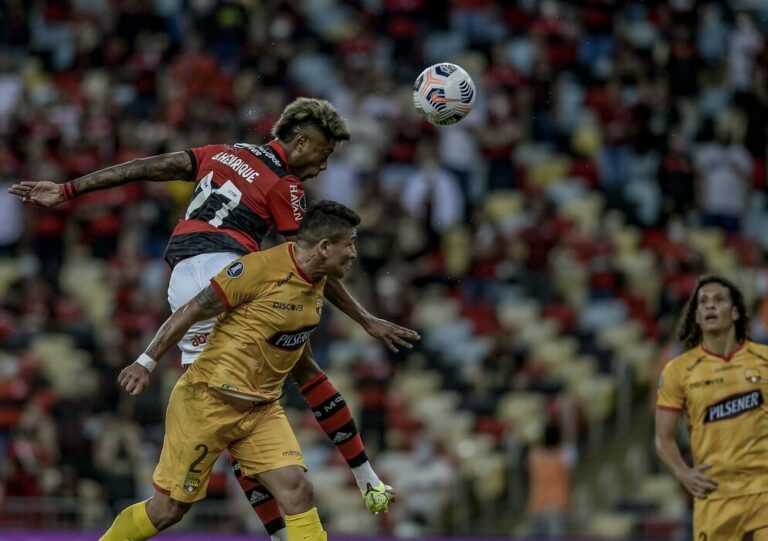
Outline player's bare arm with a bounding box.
[118,285,227,396]
[655,408,718,498]
[8,151,193,208]
[323,278,420,353]
[280,232,420,353]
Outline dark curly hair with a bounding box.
[678,274,749,349]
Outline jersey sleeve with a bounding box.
[210,254,266,310]
[266,177,305,235]
[186,145,228,182]
[657,361,685,411]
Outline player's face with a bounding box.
[695,282,739,333]
[289,128,336,181]
[324,229,358,279]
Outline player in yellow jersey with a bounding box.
[656,274,768,541]
[100,200,366,541]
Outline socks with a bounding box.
[300,372,381,492]
[231,457,286,539]
[100,500,158,541]
[285,507,327,541]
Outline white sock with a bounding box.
[351,461,382,492]
[270,527,287,541]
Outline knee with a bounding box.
[292,358,322,387]
[147,495,191,530]
[279,475,314,515]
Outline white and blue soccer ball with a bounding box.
[412,63,476,126]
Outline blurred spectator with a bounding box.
[694,113,753,232]
[527,422,575,538]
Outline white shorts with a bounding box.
[167,252,241,365]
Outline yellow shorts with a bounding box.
[153,373,305,503]
[694,492,768,541]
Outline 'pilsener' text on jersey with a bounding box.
[164,141,307,266]
[185,243,325,401]
[657,341,768,498]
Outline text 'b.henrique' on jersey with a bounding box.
[657,341,768,498]
[185,243,325,402]
[164,141,307,267]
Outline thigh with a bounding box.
[290,345,322,386]
[746,492,768,540]
[695,497,749,541]
[229,403,306,478]
[168,252,240,364]
[167,252,241,311]
[153,376,235,503]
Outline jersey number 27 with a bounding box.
[185,171,242,227]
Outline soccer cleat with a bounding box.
[362,482,395,515]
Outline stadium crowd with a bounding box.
[1,0,767,537]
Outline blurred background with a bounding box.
[1,0,768,539]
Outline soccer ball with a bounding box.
[412,63,476,126]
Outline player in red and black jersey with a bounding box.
[11,97,410,536]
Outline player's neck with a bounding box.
[701,329,740,357]
[292,245,324,282]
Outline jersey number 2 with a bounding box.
[186,171,243,227]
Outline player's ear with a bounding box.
[318,238,330,257]
[293,131,307,151]
[731,306,740,321]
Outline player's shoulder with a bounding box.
[664,347,705,374]
[233,142,291,178]
[744,340,768,358]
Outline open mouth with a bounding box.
[704,314,718,323]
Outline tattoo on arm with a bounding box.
[145,319,175,359]
[192,285,227,317]
[142,286,224,360]
[75,151,193,194]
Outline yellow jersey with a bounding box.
[185,243,325,401]
[657,341,768,499]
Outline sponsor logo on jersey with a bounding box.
[277,271,293,287]
[184,477,201,494]
[746,368,762,383]
[236,143,284,169]
[227,261,244,278]
[211,151,259,183]
[289,184,304,221]
[267,325,317,350]
[272,301,303,311]
[688,377,725,390]
[282,450,302,457]
[704,390,763,423]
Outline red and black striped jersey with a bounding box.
[164,140,306,267]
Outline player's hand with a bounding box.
[363,316,420,353]
[678,463,718,498]
[362,482,396,515]
[118,362,152,396]
[8,181,65,208]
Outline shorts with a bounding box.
[694,492,768,541]
[167,252,240,365]
[153,372,305,503]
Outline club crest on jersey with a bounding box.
[745,368,762,383]
[183,476,200,494]
[227,261,244,278]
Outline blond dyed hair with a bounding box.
[272,97,350,143]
